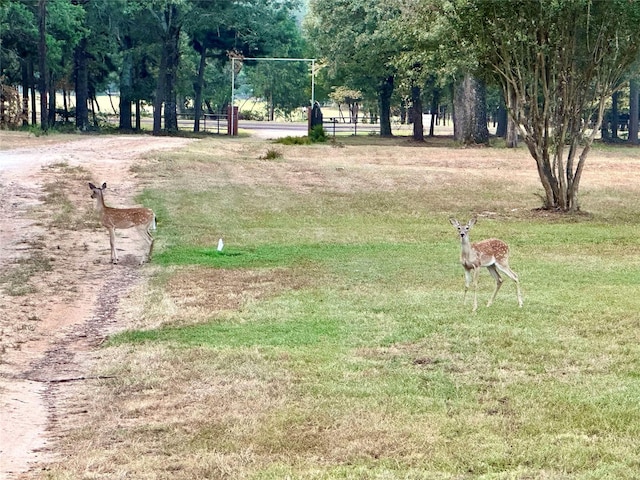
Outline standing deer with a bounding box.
[89,182,155,264]
[449,217,523,312]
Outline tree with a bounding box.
[305,0,401,137]
[112,1,160,131]
[37,0,48,129]
[72,0,122,130]
[329,86,362,123]
[454,0,640,211]
[0,1,38,126]
[186,0,303,131]
[246,10,309,120]
[149,0,186,134]
[393,0,488,143]
[186,0,231,132]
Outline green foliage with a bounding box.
[308,124,327,142]
[274,135,311,145]
[259,148,283,160]
[0,2,37,84]
[305,0,402,133]
[240,109,266,121]
[245,12,310,117]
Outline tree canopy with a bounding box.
[0,0,305,133]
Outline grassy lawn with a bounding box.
[49,136,640,479]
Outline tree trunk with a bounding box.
[379,75,394,137]
[193,45,207,133]
[62,88,68,121]
[47,71,55,126]
[349,102,359,123]
[506,118,518,148]
[411,85,424,141]
[153,5,181,135]
[495,100,507,138]
[38,0,48,130]
[506,85,518,148]
[629,79,639,145]
[75,37,89,131]
[163,14,181,133]
[21,59,30,126]
[611,91,619,140]
[269,91,274,121]
[153,47,166,135]
[119,47,133,130]
[453,74,489,145]
[90,96,96,126]
[30,80,37,125]
[428,88,439,137]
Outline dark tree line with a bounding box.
[0,0,305,134]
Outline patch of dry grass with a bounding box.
[164,267,310,323]
[0,247,52,296]
[50,344,294,479]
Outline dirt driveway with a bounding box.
[0,134,194,478]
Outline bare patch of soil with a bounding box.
[0,133,193,478]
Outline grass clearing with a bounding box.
[0,247,53,296]
[44,135,640,478]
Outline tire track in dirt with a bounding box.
[0,134,193,478]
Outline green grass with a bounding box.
[54,137,640,479]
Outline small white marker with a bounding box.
[217,238,224,252]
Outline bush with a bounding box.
[309,124,327,143]
[240,110,265,121]
[259,148,283,160]
[274,136,311,145]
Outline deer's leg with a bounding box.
[463,269,472,305]
[472,267,480,312]
[136,224,155,264]
[495,263,523,307]
[108,227,118,264]
[148,215,156,260]
[147,230,155,261]
[144,228,154,262]
[486,265,503,307]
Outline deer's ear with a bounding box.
[468,217,477,227]
[449,218,459,227]
[101,182,107,189]
[89,183,95,189]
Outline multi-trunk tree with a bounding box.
[454,0,640,211]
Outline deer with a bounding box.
[449,217,523,312]
[89,182,156,264]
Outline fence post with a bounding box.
[227,106,238,136]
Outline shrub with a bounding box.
[274,136,311,145]
[259,148,283,160]
[309,124,327,143]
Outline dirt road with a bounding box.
[0,134,193,478]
